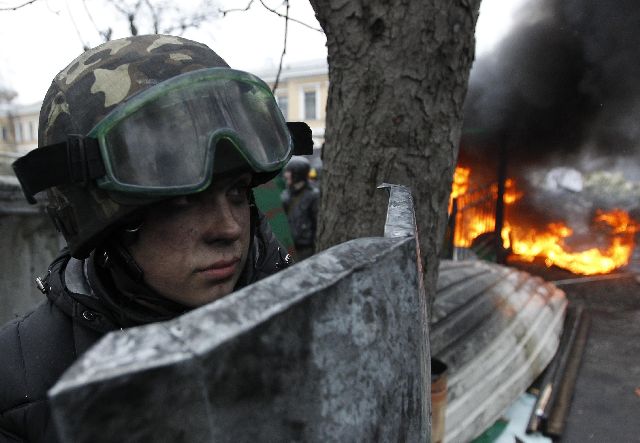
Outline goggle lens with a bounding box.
[94,68,292,194]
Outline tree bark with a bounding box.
[308,0,481,320]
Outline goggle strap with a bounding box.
[287,122,314,156]
[14,122,310,204]
[12,135,105,204]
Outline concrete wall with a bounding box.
[0,176,63,325]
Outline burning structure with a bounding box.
[455,0,640,275]
[449,166,637,274]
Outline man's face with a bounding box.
[284,170,293,187]
[129,173,252,307]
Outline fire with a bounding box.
[450,174,522,248]
[450,166,638,275]
[451,166,471,199]
[595,208,636,234]
[495,179,524,204]
[449,166,470,213]
[506,215,635,275]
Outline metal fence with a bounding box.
[445,181,500,261]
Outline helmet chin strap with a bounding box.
[120,220,143,246]
[98,219,145,283]
[110,241,145,283]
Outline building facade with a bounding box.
[257,59,329,156]
[0,101,40,175]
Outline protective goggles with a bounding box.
[13,68,312,203]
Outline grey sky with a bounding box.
[0,0,521,104]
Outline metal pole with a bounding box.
[494,138,508,264]
[527,304,583,433]
[545,310,591,438]
[551,273,631,286]
[443,198,457,260]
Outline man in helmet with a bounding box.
[0,34,311,442]
[281,156,319,260]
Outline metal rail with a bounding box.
[551,272,634,286]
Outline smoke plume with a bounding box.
[460,0,640,225]
[463,0,640,168]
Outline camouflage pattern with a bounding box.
[39,35,228,145]
[39,35,230,258]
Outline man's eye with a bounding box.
[167,195,195,209]
[228,184,250,203]
[229,184,250,196]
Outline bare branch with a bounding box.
[218,0,254,17]
[128,14,138,35]
[271,0,289,94]
[110,0,132,16]
[219,0,321,32]
[142,0,160,34]
[0,0,39,12]
[161,11,215,36]
[82,0,112,41]
[109,0,143,36]
[258,0,322,32]
[65,0,90,50]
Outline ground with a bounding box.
[509,257,640,443]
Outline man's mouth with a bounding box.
[196,258,241,281]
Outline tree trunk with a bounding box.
[309,0,481,320]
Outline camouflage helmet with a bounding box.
[38,35,231,258]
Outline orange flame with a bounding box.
[451,166,471,199]
[449,167,470,213]
[450,166,637,275]
[595,208,637,235]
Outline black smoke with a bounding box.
[462,0,640,171]
[458,0,640,243]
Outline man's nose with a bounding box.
[201,195,244,243]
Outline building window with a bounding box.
[276,95,288,119]
[304,90,317,120]
[14,122,21,143]
[29,121,36,141]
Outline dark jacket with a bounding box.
[281,182,319,249]
[0,212,289,442]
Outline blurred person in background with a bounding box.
[281,156,319,260]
